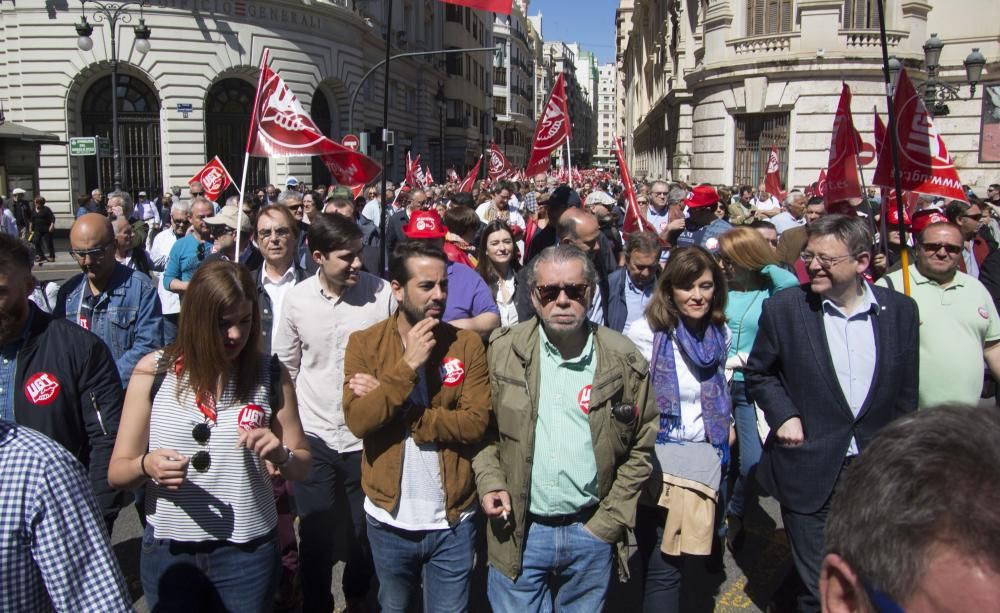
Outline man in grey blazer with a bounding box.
[745,215,919,612]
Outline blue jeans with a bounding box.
[365,512,476,613]
[728,380,762,519]
[487,519,613,613]
[140,524,279,612]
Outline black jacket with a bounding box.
[12,305,124,519]
[745,284,919,514]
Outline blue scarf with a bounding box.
[650,320,731,466]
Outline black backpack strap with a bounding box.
[149,352,170,403]
[269,353,283,411]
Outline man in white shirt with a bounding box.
[149,200,189,343]
[771,192,808,235]
[753,182,782,218]
[273,213,396,613]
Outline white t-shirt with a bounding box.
[771,211,806,235]
[150,230,180,315]
[753,195,781,212]
[361,199,381,224]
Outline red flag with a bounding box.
[489,142,515,182]
[458,156,482,193]
[526,73,572,177]
[439,0,512,15]
[825,83,864,204]
[350,184,366,199]
[405,152,424,189]
[872,68,968,203]
[817,168,827,196]
[447,167,460,183]
[424,167,435,187]
[873,109,887,157]
[764,146,785,201]
[189,156,233,202]
[247,51,381,184]
[613,136,657,238]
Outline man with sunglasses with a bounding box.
[202,204,252,264]
[878,221,1000,409]
[474,244,657,612]
[163,197,214,297]
[55,214,163,387]
[944,200,991,277]
[746,215,919,613]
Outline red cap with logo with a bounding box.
[911,208,949,234]
[684,185,719,209]
[884,205,911,228]
[404,210,448,239]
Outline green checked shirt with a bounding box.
[529,326,600,516]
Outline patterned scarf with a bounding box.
[650,320,731,465]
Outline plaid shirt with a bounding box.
[0,421,130,612]
[521,190,539,214]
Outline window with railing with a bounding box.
[734,112,789,186]
[494,67,507,86]
[843,0,881,29]
[495,97,507,116]
[746,0,793,36]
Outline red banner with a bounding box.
[424,167,435,187]
[247,50,381,185]
[613,136,657,239]
[439,0,512,15]
[825,83,864,204]
[872,68,968,203]
[525,73,572,177]
[188,156,233,202]
[764,145,785,201]
[458,156,482,193]
[489,142,515,182]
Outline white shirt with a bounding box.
[261,264,297,338]
[361,199,381,224]
[495,276,518,327]
[753,195,781,212]
[771,211,806,235]
[150,230,180,315]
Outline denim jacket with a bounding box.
[54,263,164,386]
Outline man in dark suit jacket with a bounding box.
[605,231,660,333]
[745,215,919,613]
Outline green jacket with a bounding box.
[472,318,657,581]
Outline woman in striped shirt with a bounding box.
[110,260,311,612]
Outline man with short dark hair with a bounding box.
[202,204,252,263]
[274,213,395,613]
[945,200,990,277]
[324,187,381,276]
[606,231,660,333]
[821,405,1000,613]
[877,221,1000,408]
[0,233,124,530]
[343,240,490,612]
[746,215,919,612]
[474,244,656,612]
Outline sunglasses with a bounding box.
[534,283,590,306]
[190,191,205,197]
[919,242,963,255]
[962,213,983,221]
[197,242,206,261]
[69,242,113,262]
[288,204,304,211]
[191,422,212,472]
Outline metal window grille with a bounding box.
[205,78,269,191]
[734,112,789,187]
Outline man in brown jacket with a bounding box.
[343,240,491,613]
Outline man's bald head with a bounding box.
[70,213,114,249]
[557,208,602,254]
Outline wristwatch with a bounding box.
[275,445,294,468]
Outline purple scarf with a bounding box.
[650,320,731,465]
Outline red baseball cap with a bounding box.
[404,210,448,239]
[884,206,911,228]
[684,185,719,208]
[911,208,949,234]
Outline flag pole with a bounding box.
[875,0,910,295]
[236,48,270,256]
[565,138,574,188]
[377,0,394,277]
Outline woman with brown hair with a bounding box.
[716,227,798,550]
[109,260,311,612]
[475,219,522,326]
[625,246,733,613]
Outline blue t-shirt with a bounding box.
[443,262,500,323]
[163,234,213,290]
[725,264,799,381]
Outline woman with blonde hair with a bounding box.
[716,226,798,551]
[109,260,311,612]
[626,246,733,612]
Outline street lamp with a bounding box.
[74,0,152,193]
[435,83,446,182]
[888,33,987,117]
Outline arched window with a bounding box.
[311,89,332,187]
[205,78,268,193]
[80,73,161,196]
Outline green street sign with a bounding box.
[69,137,97,156]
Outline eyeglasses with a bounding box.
[257,227,292,241]
[171,218,190,227]
[962,213,983,221]
[191,422,212,472]
[534,283,590,306]
[69,242,113,262]
[190,191,204,197]
[800,252,853,268]
[919,242,963,255]
[288,204,304,212]
[211,225,236,238]
[652,191,668,196]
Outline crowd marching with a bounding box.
[1,172,999,613]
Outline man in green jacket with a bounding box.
[473,244,658,611]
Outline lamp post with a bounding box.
[886,33,986,117]
[435,83,446,183]
[74,0,151,194]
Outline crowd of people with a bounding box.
[1,172,999,613]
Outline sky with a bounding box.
[529,0,620,64]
